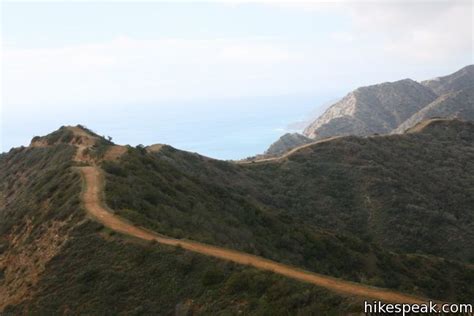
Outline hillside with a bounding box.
[421,64,474,95]
[272,119,474,263]
[393,89,474,133]
[1,122,474,314]
[262,66,474,158]
[299,65,473,145]
[101,120,474,302]
[303,79,438,139]
[1,126,362,314]
[265,133,312,156]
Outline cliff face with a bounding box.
[302,65,473,141]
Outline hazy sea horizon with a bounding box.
[1,94,337,160]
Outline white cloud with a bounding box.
[347,1,473,61]
[3,37,301,109]
[2,1,472,112]
[270,1,473,63]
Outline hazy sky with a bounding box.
[1,0,473,155]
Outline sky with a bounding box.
[1,0,473,158]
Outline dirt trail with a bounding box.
[78,165,430,304]
[236,136,343,165]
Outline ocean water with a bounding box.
[1,94,334,160]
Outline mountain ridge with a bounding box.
[303,78,438,139]
[421,64,474,95]
[393,88,474,134]
[264,65,473,157]
[2,119,474,313]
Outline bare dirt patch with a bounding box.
[103,145,128,161]
[0,217,74,310]
[146,144,165,153]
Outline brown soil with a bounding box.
[103,145,128,161]
[0,218,74,310]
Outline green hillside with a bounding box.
[101,119,474,302]
[0,129,358,315]
[1,120,473,314]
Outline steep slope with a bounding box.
[265,133,312,156]
[0,142,81,310]
[258,120,474,263]
[102,120,474,302]
[421,64,474,95]
[8,225,360,315]
[303,79,437,139]
[2,123,474,314]
[393,89,474,133]
[1,126,363,314]
[301,65,474,143]
[79,166,427,304]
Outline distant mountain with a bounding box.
[421,64,474,95]
[393,88,474,133]
[303,79,438,139]
[265,133,312,156]
[264,66,474,157]
[301,65,473,142]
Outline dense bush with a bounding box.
[2,121,473,314]
[4,221,359,315]
[101,123,474,302]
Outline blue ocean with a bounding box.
[2,94,335,160]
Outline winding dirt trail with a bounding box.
[236,136,343,165]
[78,165,430,304]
